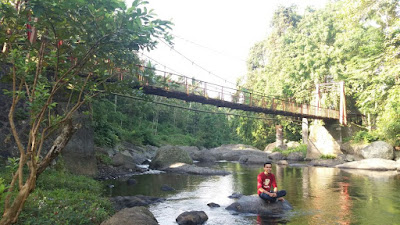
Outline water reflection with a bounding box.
[104,162,400,225]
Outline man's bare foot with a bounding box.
[277,197,285,201]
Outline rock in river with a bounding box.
[101,206,158,225]
[150,146,193,169]
[110,195,165,211]
[226,195,292,216]
[163,163,230,175]
[176,211,208,225]
[336,158,399,171]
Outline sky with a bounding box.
[127,0,329,89]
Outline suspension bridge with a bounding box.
[128,65,356,125]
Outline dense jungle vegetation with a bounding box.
[94,0,400,149]
[241,0,400,147]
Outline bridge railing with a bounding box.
[136,70,340,119]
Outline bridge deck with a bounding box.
[127,68,343,120]
[137,85,339,120]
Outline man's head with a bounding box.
[263,162,272,174]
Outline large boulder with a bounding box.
[208,144,265,162]
[398,159,400,171]
[115,142,156,164]
[307,124,342,159]
[287,152,304,161]
[217,144,260,151]
[129,152,148,165]
[183,147,216,162]
[220,151,247,161]
[268,152,284,161]
[101,206,158,225]
[225,195,292,215]
[178,146,201,158]
[144,145,159,159]
[308,159,345,167]
[111,152,137,170]
[150,146,193,169]
[163,163,230,175]
[61,109,98,176]
[264,143,276,153]
[340,141,368,156]
[193,152,217,163]
[336,158,399,171]
[239,155,270,164]
[340,168,399,180]
[360,141,394,160]
[176,211,208,225]
[110,195,165,211]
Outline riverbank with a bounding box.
[0,168,114,224]
[95,142,400,181]
[2,141,399,224]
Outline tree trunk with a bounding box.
[1,171,37,225]
[37,119,78,176]
[0,120,77,225]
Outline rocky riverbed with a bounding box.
[97,141,400,224]
[96,141,400,180]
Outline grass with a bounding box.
[272,144,307,157]
[320,154,337,159]
[96,152,113,165]
[0,167,114,224]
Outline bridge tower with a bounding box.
[306,81,348,159]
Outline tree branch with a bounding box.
[9,63,25,156]
[37,119,77,176]
[31,41,46,101]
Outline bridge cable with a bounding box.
[132,63,320,107]
[171,34,247,63]
[142,43,287,101]
[156,37,238,86]
[110,92,281,121]
[140,52,183,75]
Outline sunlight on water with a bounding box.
[105,162,400,225]
[150,175,255,225]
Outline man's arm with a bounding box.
[257,174,265,193]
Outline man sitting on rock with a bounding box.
[257,162,286,203]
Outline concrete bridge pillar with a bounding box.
[306,120,342,159]
[275,125,284,149]
[302,118,308,144]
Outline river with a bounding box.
[104,162,400,225]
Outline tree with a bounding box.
[0,0,171,223]
[242,0,400,146]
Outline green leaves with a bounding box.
[6,157,19,173]
[241,0,400,146]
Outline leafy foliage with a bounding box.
[241,0,400,147]
[0,168,113,225]
[320,154,337,159]
[353,130,379,144]
[92,95,239,148]
[272,144,307,157]
[0,0,171,223]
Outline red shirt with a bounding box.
[257,172,277,195]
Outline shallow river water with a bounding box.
[104,162,400,225]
